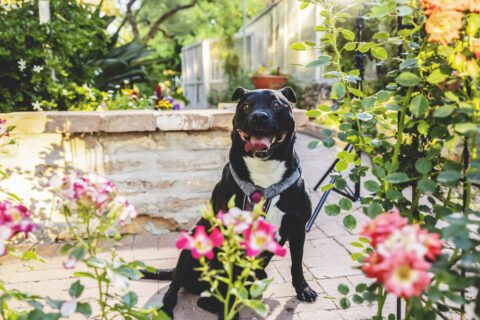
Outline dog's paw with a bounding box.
[158,306,174,319]
[296,284,318,302]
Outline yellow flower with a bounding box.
[176,87,183,94]
[121,88,134,96]
[465,60,480,78]
[156,100,173,109]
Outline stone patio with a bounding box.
[0,133,468,319]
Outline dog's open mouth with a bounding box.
[237,130,287,155]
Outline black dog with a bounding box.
[142,87,317,319]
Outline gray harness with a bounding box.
[228,163,301,211]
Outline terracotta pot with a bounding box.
[250,75,289,90]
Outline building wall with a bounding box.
[0,110,308,242]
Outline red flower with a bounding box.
[383,250,432,299]
[176,225,223,259]
[361,208,407,246]
[418,229,442,260]
[240,218,286,257]
[474,39,480,59]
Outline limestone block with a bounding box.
[45,112,102,133]
[156,111,211,131]
[103,110,156,132]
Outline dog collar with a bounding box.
[228,163,301,201]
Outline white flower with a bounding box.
[32,101,43,111]
[60,298,77,317]
[63,257,76,269]
[115,84,120,89]
[123,79,129,84]
[18,59,26,72]
[32,65,43,73]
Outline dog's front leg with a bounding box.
[288,225,318,302]
[160,249,192,318]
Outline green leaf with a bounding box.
[340,29,355,41]
[344,42,356,51]
[250,278,273,298]
[355,283,367,292]
[426,69,448,84]
[358,42,377,53]
[372,167,386,178]
[343,215,356,230]
[305,110,322,117]
[418,178,436,194]
[364,180,380,193]
[386,189,403,200]
[454,122,479,134]
[69,280,84,298]
[385,172,409,184]
[322,137,335,148]
[340,297,351,309]
[409,95,428,118]
[371,47,387,60]
[357,112,373,121]
[434,105,454,118]
[349,87,363,97]
[338,284,350,295]
[76,303,91,317]
[339,198,352,210]
[321,183,334,192]
[248,300,267,317]
[300,1,309,9]
[373,32,389,40]
[376,90,390,103]
[85,256,106,268]
[318,104,331,112]
[60,243,73,255]
[335,178,347,190]
[308,140,320,149]
[325,204,340,216]
[335,160,348,172]
[331,83,346,99]
[314,25,328,31]
[367,203,383,218]
[305,56,331,68]
[290,42,306,51]
[73,272,95,279]
[396,72,420,87]
[320,128,333,137]
[352,294,364,304]
[45,297,63,310]
[350,242,363,248]
[305,40,316,47]
[122,292,138,308]
[400,58,418,70]
[415,158,432,174]
[351,253,363,261]
[437,170,462,183]
[69,247,85,260]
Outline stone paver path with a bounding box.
[0,134,471,319]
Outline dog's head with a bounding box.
[231,87,297,159]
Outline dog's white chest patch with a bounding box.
[265,196,285,240]
[243,157,287,188]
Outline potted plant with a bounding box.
[249,62,289,90]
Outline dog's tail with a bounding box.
[139,268,174,281]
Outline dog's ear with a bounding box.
[232,87,249,101]
[279,87,297,104]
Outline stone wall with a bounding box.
[0,109,308,241]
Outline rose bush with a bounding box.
[176,199,285,320]
[292,0,480,318]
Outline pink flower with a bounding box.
[361,252,391,282]
[0,119,9,137]
[63,257,77,269]
[361,208,408,246]
[240,218,286,257]
[383,250,432,299]
[418,229,442,260]
[176,225,224,259]
[219,207,253,234]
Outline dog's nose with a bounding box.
[251,111,269,125]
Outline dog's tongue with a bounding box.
[245,136,271,152]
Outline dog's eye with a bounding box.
[273,102,281,109]
[241,104,249,111]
